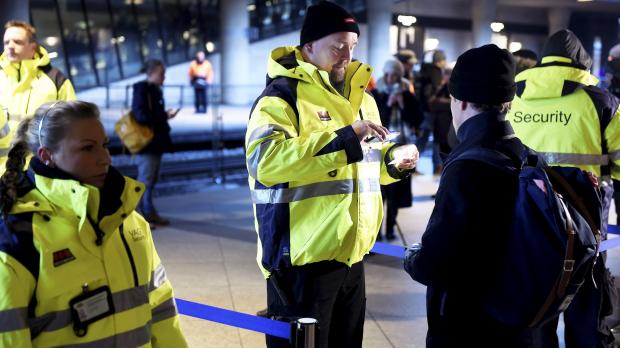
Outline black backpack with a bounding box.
[446,147,602,327]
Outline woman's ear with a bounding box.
[37,147,54,167]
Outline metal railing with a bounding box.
[89,83,264,109]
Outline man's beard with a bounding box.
[329,67,346,95]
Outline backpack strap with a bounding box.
[443,147,523,176]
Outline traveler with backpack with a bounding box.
[403,44,536,346]
[508,29,619,347]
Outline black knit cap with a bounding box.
[300,1,360,46]
[449,44,516,104]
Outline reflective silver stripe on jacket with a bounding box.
[29,286,150,337]
[609,149,620,162]
[363,149,382,163]
[539,152,608,166]
[54,323,151,348]
[251,177,381,204]
[151,297,178,324]
[246,124,292,179]
[0,307,28,333]
[150,263,167,292]
[0,122,10,139]
[252,179,354,204]
[358,177,381,193]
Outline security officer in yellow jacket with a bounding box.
[0,20,76,174]
[245,2,419,347]
[0,101,187,347]
[507,29,619,347]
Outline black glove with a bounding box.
[403,243,422,278]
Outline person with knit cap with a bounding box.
[372,58,423,241]
[404,44,536,346]
[245,1,419,347]
[508,29,619,348]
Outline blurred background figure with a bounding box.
[429,68,454,163]
[415,49,447,175]
[132,59,178,227]
[395,49,418,88]
[607,43,620,226]
[372,58,423,241]
[512,49,538,74]
[188,51,213,114]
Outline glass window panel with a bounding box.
[180,0,203,58]
[56,0,98,88]
[158,0,188,65]
[201,0,220,53]
[30,0,70,85]
[133,0,164,61]
[83,0,121,83]
[108,0,143,77]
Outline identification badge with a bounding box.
[69,286,114,337]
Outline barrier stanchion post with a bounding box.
[291,318,318,348]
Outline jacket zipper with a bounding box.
[119,224,139,287]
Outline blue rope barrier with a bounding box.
[176,298,290,339]
[176,225,620,337]
[371,242,405,258]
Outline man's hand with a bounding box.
[391,144,419,170]
[352,120,389,142]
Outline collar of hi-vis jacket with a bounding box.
[0,46,51,94]
[267,46,373,113]
[515,56,599,101]
[10,157,144,245]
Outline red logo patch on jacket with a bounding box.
[317,110,332,121]
[53,248,76,267]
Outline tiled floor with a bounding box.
[150,157,620,347]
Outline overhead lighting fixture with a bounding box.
[247,4,256,11]
[490,22,504,33]
[577,0,593,2]
[424,38,439,51]
[48,51,58,59]
[397,15,417,27]
[509,41,522,52]
[44,36,59,47]
[205,41,215,53]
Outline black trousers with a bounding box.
[537,257,615,348]
[194,86,207,112]
[266,261,366,348]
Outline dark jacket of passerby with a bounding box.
[408,112,528,346]
[415,63,443,112]
[429,83,453,156]
[132,81,173,154]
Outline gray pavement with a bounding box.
[147,155,620,347]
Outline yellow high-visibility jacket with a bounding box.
[507,56,620,179]
[246,46,409,278]
[0,159,187,347]
[0,47,76,175]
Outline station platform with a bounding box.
[145,156,620,347]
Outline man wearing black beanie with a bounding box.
[404,44,535,346]
[245,2,419,347]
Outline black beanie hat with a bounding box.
[300,1,360,46]
[449,44,516,105]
